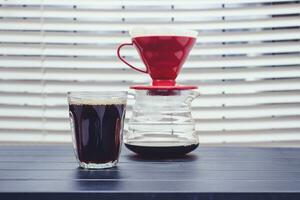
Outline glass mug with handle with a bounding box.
[68,91,127,169]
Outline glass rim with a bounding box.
[68,91,128,105]
[68,91,127,97]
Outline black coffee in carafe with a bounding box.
[125,143,199,158]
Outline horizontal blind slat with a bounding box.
[1,79,300,94]
[1,91,299,107]
[1,104,300,119]
[1,116,299,131]
[0,0,297,6]
[0,29,299,44]
[0,4,299,18]
[0,133,70,143]
[1,128,299,143]
[1,17,300,31]
[195,116,300,131]
[0,55,299,68]
[199,128,300,143]
[0,41,299,56]
[0,128,299,143]
[1,0,298,6]
[1,66,300,81]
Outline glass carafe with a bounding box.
[125,89,200,157]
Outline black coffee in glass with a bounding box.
[68,92,127,169]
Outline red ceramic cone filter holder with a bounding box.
[117,27,198,90]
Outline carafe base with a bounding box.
[125,143,199,158]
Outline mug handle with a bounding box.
[117,43,148,74]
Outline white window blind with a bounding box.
[0,0,299,144]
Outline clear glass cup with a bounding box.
[68,91,127,169]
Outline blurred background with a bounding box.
[0,0,299,146]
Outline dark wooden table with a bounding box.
[0,145,300,199]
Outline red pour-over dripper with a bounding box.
[117,28,198,90]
